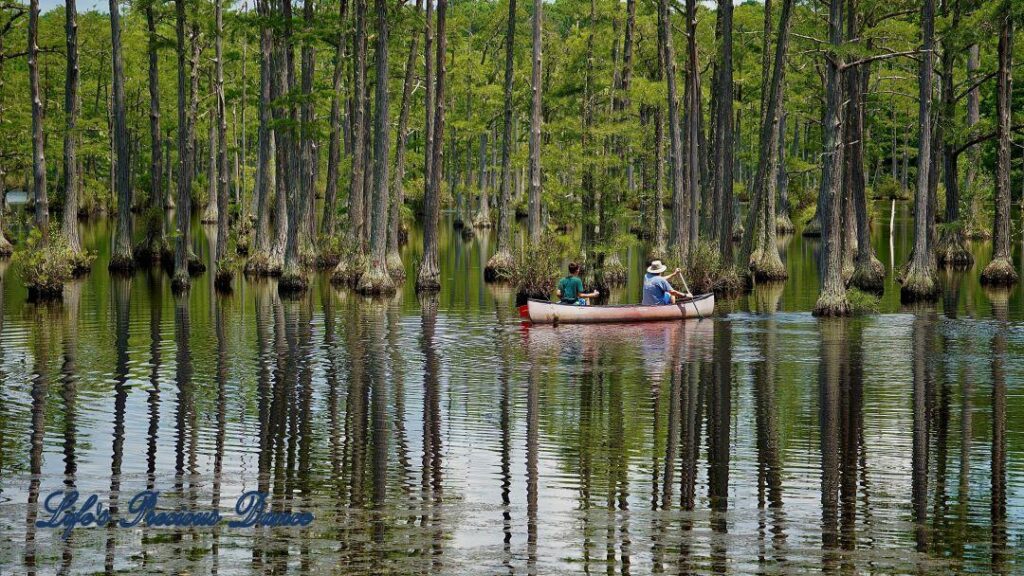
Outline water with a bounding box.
[0,203,1022,575]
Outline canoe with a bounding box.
[520,293,714,324]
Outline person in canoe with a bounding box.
[557,262,600,305]
[642,260,692,305]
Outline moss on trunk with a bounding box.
[935,228,973,269]
[812,289,850,316]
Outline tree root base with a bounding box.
[775,214,795,234]
[188,255,206,276]
[604,256,628,285]
[278,271,309,295]
[935,233,973,269]
[386,252,406,281]
[108,254,136,275]
[472,213,492,228]
[980,257,1019,286]
[484,250,515,282]
[331,254,366,287]
[244,252,283,277]
[171,272,191,293]
[416,268,441,293]
[812,291,851,317]
[849,257,885,294]
[27,284,64,302]
[748,250,788,283]
[133,237,169,267]
[900,267,940,303]
[356,265,397,295]
[802,215,821,237]
[214,270,234,292]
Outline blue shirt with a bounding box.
[642,273,673,305]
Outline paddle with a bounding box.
[676,274,703,321]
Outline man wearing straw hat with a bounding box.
[642,260,691,305]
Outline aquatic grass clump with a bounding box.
[13,230,74,301]
[215,257,237,292]
[684,241,744,296]
[244,250,283,277]
[846,288,880,315]
[133,206,169,266]
[314,235,344,269]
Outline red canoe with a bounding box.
[519,293,714,324]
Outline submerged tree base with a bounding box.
[171,271,191,293]
[278,270,309,295]
[747,249,788,283]
[935,231,974,269]
[134,237,170,267]
[244,251,283,277]
[472,213,492,229]
[331,253,366,287]
[188,254,207,276]
[802,213,821,237]
[603,254,627,285]
[356,263,397,295]
[812,290,851,317]
[980,257,1018,286]
[849,256,885,294]
[214,269,234,292]
[386,251,406,281]
[108,253,136,275]
[775,213,795,234]
[900,265,940,303]
[484,249,515,282]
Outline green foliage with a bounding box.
[846,288,880,315]
[683,241,743,295]
[871,175,907,200]
[12,229,74,299]
[509,236,568,297]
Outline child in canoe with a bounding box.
[557,262,600,305]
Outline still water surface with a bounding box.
[0,204,1022,575]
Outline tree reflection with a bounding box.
[987,288,1008,574]
[106,276,131,572]
[419,292,444,570]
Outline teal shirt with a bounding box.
[558,276,585,302]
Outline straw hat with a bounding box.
[646,260,668,275]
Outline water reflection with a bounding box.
[1,220,1023,574]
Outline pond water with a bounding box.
[0,203,1022,575]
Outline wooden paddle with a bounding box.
[677,274,703,320]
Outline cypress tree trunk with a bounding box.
[848,62,884,292]
[714,0,734,262]
[298,0,316,251]
[964,44,986,239]
[580,0,599,292]
[900,0,939,301]
[741,0,792,282]
[332,0,368,285]
[775,111,793,233]
[387,0,421,281]
[846,4,884,292]
[137,0,167,266]
[812,0,849,316]
[416,0,446,292]
[28,0,48,242]
[322,0,349,237]
[356,0,394,294]
[473,130,491,228]
[279,0,312,294]
[108,0,134,272]
[484,0,517,281]
[980,11,1017,286]
[63,0,88,270]
[527,0,542,242]
[246,0,278,276]
[659,0,685,258]
[935,1,970,267]
[684,0,700,253]
[172,0,194,291]
[214,0,231,290]
[0,32,8,258]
